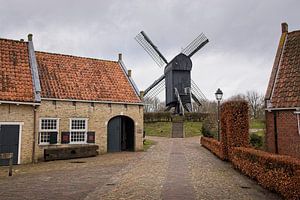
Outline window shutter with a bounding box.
[49,132,58,144]
[87,131,95,143]
[61,132,70,144]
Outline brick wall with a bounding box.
[34,100,144,161]
[265,111,276,153]
[266,110,300,159]
[0,104,35,164]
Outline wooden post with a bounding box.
[8,156,13,176]
[0,153,13,176]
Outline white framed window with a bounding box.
[39,118,59,145]
[70,118,88,144]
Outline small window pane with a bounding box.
[41,119,57,130]
[40,132,50,143]
[71,119,86,130]
[70,119,87,143]
[39,119,58,144]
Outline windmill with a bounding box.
[135,31,209,115]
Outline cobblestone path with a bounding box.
[0,136,281,200]
[161,140,196,200]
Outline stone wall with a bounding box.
[0,100,144,164]
[0,104,35,164]
[34,100,144,161]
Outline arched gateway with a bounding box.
[107,116,135,152]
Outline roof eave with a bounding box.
[0,100,41,106]
[265,31,288,101]
[41,97,144,106]
[265,106,300,111]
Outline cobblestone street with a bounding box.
[0,136,281,200]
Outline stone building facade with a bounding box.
[265,23,300,159]
[0,34,143,164]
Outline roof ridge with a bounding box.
[35,50,118,63]
[288,30,300,34]
[0,37,28,43]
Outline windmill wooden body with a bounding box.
[135,31,208,115]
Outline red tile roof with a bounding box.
[266,28,300,108]
[35,51,141,103]
[0,38,35,102]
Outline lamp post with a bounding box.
[215,88,223,141]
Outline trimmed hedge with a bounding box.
[144,112,209,122]
[200,137,226,160]
[231,147,300,199]
[221,100,249,159]
[201,100,300,198]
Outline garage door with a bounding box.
[0,125,20,165]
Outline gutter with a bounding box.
[266,107,300,111]
[0,100,41,106]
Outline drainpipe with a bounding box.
[273,111,279,154]
[32,106,37,163]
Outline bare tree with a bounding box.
[246,91,264,119]
[228,93,246,101]
[143,97,163,112]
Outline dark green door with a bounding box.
[108,117,121,152]
[107,116,135,152]
[0,125,20,165]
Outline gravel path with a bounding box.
[0,136,281,200]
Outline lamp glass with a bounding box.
[215,88,223,101]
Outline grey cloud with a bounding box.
[0,0,299,100]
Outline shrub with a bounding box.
[144,112,209,122]
[201,114,217,138]
[250,133,263,148]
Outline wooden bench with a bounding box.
[44,145,99,161]
[0,153,13,176]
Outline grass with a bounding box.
[250,119,265,129]
[144,121,202,137]
[143,139,156,151]
[144,122,171,137]
[184,122,202,137]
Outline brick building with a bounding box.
[0,34,143,164]
[265,23,300,159]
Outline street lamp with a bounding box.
[215,88,223,141]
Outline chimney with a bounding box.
[281,22,288,33]
[28,33,33,41]
[118,53,122,61]
[140,91,145,100]
[128,69,132,77]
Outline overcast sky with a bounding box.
[0,0,299,100]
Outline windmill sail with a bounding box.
[144,74,165,96]
[135,31,168,68]
[182,33,209,58]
